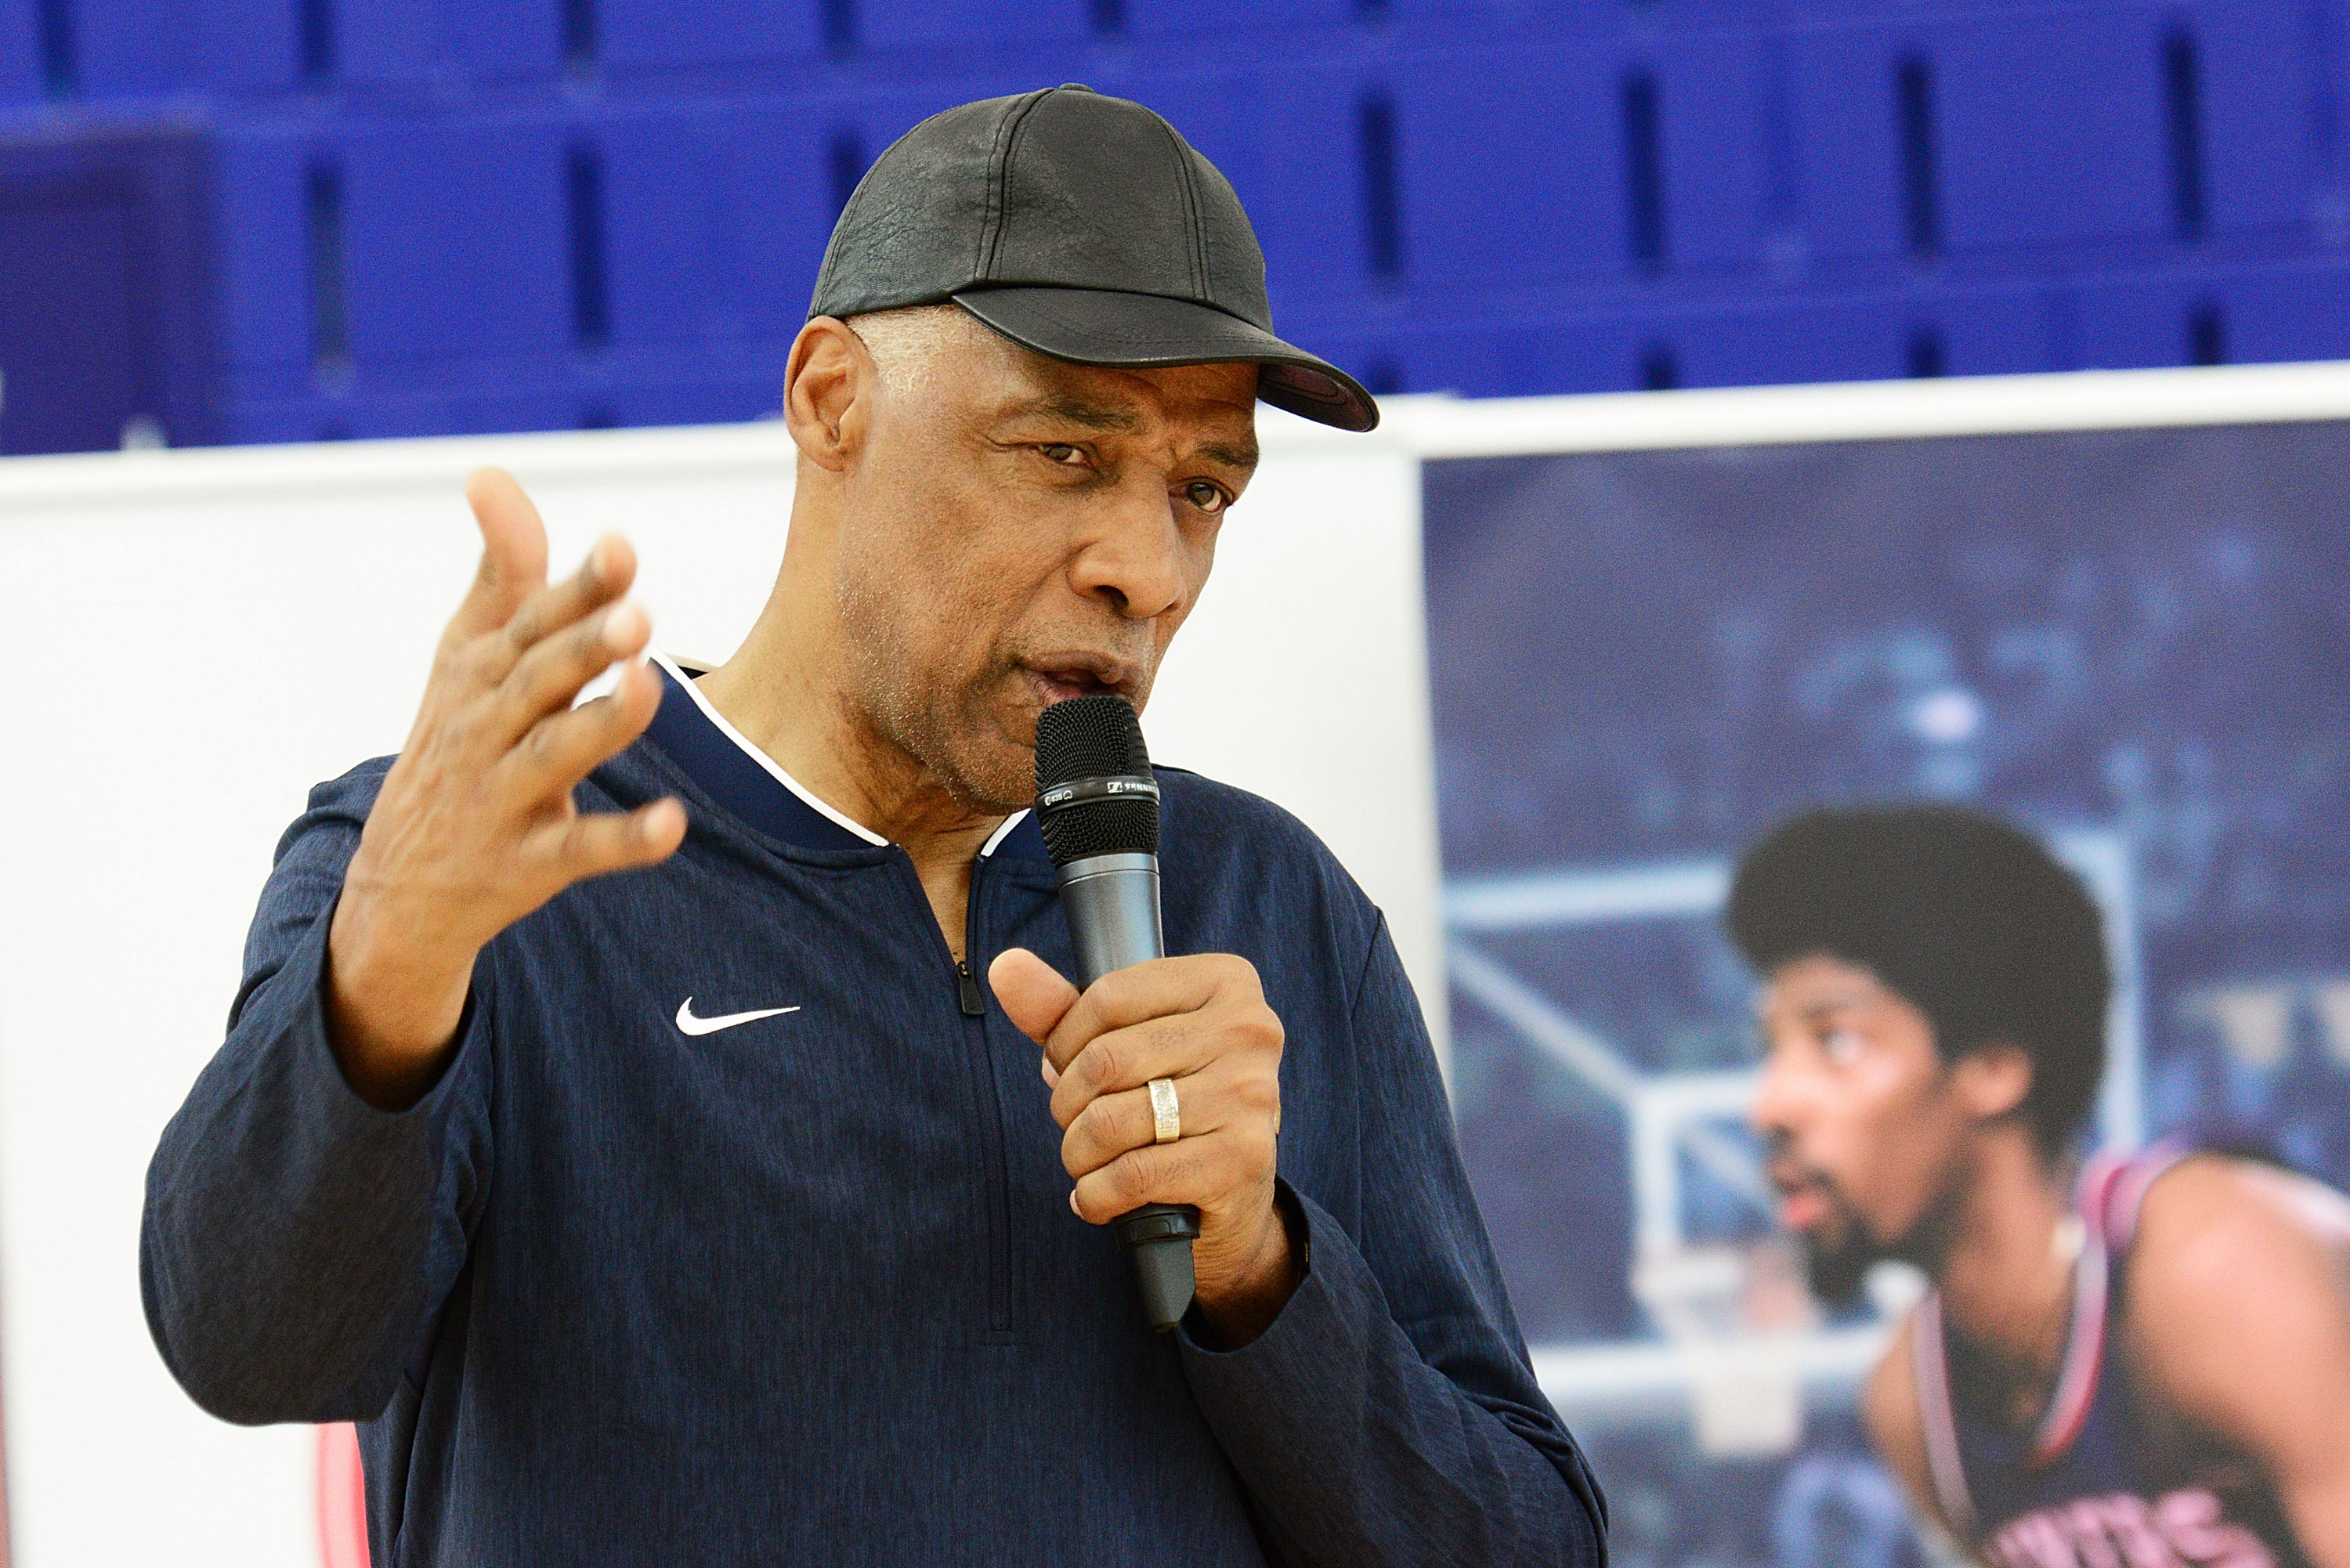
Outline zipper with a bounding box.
[954,855,1018,1342]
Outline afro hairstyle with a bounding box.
[1726,804,2110,1158]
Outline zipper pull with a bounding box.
[956,958,985,1018]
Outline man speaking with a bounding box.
[140,86,1607,1565]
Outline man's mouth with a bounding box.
[1779,1188,1831,1231]
[1768,1162,1838,1234]
[1018,656,1139,708]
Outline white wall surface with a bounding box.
[0,406,1441,1566]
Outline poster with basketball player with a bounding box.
[1422,421,2350,1568]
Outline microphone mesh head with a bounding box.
[1034,696,1159,865]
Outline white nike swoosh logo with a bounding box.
[674,998,801,1036]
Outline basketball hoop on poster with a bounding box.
[1634,1240,1817,1458]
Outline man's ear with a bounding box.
[783,317,873,474]
[1953,1040,2034,1124]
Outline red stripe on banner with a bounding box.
[316,1424,371,1568]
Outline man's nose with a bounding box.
[1070,485,1190,621]
[1750,1049,1805,1140]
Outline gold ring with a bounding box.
[1148,1077,1180,1144]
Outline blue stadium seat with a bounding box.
[335,0,446,88]
[1790,9,2171,263]
[0,0,46,103]
[6,0,2347,443]
[1379,0,1498,17]
[1647,32,1771,273]
[598,100,835,352]
[339,117,572,366]
[1397,315,1538,399]
[1387,42,1626,289]
[1670,294,1908,387]
[1123,0,1354,38]
[601,0,819,73]
[211,127,316,373]
[2070,269,2219,370]
[593,364,786,428]
[1784,23,1907,262]
[2076,259,2350,370]
[1922,284,2059,378]
[442,0,567,84]
[66,0,298,99]
[1313,309,1670,400]
[2187,0,2313,237]
[337,0,566,89]
[2224,260,2350,363]
[1932,9,2169,251]
[0,125,215,449]
[1221,62,1361,304]
[322,0,564,90]
[858,0,1091,52]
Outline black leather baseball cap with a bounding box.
[808,85,1379,433]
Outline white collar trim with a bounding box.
[650,651,889,847]
[979,809,1030,858]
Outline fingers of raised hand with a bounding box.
[496,656,665,797]
[501,533,635,655]
[444,529,634,692]
[450,468,553,639]
[488,598,649,745]
[521,796,685,887]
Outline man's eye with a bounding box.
[1822,1029,1864,1065]
[1182,480,1229,515]
[1039,443,1086,466]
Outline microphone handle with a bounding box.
[1056,854,1202,1332]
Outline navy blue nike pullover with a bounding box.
[142,657,1607,1566]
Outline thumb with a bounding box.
[453,466,551,636]
[987,948,1079,1047]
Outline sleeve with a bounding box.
[139,764,494,1426]
[1175,912,1609,1568]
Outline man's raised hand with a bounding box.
[326,468,686,1107]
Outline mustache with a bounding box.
[1762,1134,1850,1211]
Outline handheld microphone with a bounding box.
[1034,695,1201,1332]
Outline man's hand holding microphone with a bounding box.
[991,949,1301,1346]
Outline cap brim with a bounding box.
[951,286,1379,433]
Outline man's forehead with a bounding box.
[1759,955,1893,1017]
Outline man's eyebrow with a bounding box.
[997,396,1258,469]
[998,394,1146,434]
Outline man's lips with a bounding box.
[1779,1188,1831,1232]
[1768,1160,1837,1232]
[1019,659,1137,706]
